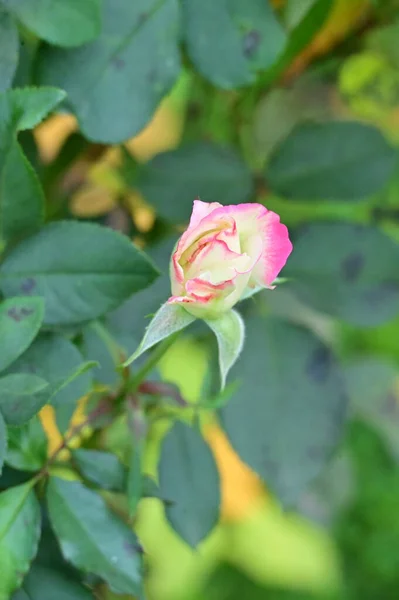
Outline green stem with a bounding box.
[128,332,180,392]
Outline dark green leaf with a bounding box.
[37,0,181,143]
[0,373,49,425]
[7,416,48,471]
[284,222,399,326]
[72,449,126,491]
[136,142,253,223]
[7,334,93,433]
[107,236,177,348]
[12,565,94,599]
[0,8,18,92]
[81,322,120,387]
[267,121,397,201]
[0,86,65,241]
[0,221,159,325]
[127,443,143,518]
[159,421,221,547]
[47,478,144,596]
[0,297,44,373]
[182,0,286,89]
[0,87,66,138]
[0,138,45,240]
[220,316,347,505]
[0,413,7,475]
[6,0,101,47]
[0,481,41,598]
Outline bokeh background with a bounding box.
[5,0,399,598]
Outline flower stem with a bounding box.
[127,332,180,393]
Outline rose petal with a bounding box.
[206,203,292,286]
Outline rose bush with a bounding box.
[169,200,293,318]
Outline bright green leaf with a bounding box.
[7,416,48,471]
[267,121,397,201]
[284,222,399,326]
[123,302,196,368]
[0,87,66,137]
[136,142,253,223]
[0,221,159,325]
[182,0,286,88]
[0,481,41,599]
[72,449,126,491]
[159,421,221,547]
[6,0,101,47]
[220,316,347,505]
[47,478,144,596]
[37,0,181,143]
[0,297,44,374]
[0,373,49,425]
[0,8,18,92]
[12,565,94,599]
[205,309,245,389]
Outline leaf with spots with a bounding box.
[47,477,144,596]
[0,297,44,374]
[159,420,221,547]
[284,222,399,326]
[0,480,41,599]
[220,315,347,505]
[182,0,286,89]
[0,221,159,326]
[37,0,181,143]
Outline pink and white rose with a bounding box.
[168,200,293,319]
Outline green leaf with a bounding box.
[0,87,66,138]
[7,334,93,433]
[0,297,44,373]
[182,0,286,89]
[47,477,144,596]
[0,481,41,599]
[72,449,126,491]
[12,565,94,600]
[0,86,65,241]
[37,0,181,143]
[0,8,18,92]
[220,316,347,505]
[0,413,7,476]
[0,221,159,325]
[7,0,101,47]
[136,142,254,223]
[0,373,49,425]
[284,222,399,326]
[262,0,333,85]
[267,121,397,201]
[123,302,196,367]
[0,138,45,241]
[205,310,245,389]
[159,421,221,547]
[7,416,48,471]
[127,442,143,519]
[81,322,121,388]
